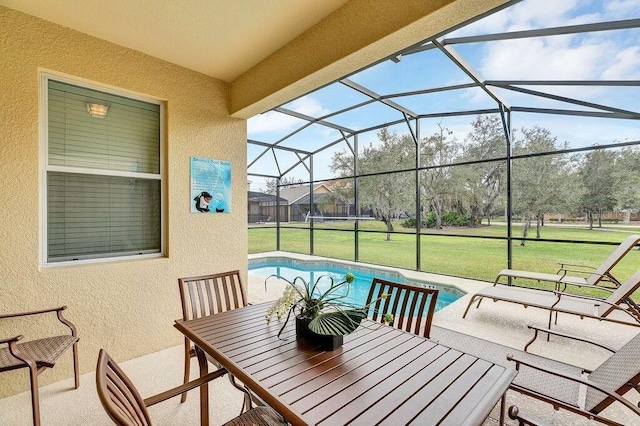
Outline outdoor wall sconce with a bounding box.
[86,103,109,118]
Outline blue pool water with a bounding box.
[248,258,463,312]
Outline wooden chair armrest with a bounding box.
[0,335,23,345]
[143,368,227,407]
[0,306,67,320]
[507,354,640,417]
[0,306,77,337]
[55,308,78,337]
[524,325,616,353]
[508,405,550,426]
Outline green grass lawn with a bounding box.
[249,221,640,299]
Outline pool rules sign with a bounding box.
[190,156,232,214]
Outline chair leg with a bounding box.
[72,342,80,389]
[462,295,481,318]
[195,347,209,426]
[181,341,191,403]
[28,367,41,426]
[499,393,506,426]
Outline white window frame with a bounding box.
[39,72,165,266]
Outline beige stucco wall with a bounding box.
[0,7,248,397]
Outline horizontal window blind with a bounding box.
[46,79,162,263]
[47,173,161,261]
[48,80,160,174]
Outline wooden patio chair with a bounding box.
[495,234,640,289]
[430,325,640,425]
[0,306,79,426]
[96,349,283,426]
[178,270,251,409]
[463,269,640,329]
[365,277,439,338]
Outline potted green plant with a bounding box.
[265,272,387,350]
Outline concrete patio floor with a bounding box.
[1,263,638,425]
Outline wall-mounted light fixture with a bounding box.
[86,103,109,118]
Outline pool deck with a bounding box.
[1,252,637,425]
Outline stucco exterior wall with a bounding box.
[0,7,248,397]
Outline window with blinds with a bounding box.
[45,78,162,263]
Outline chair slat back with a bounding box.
[96,349,151,426]
[178,270,247,321]
[365,278,439,338]
[599,269,640,317]
[589,235,640,285]
[585,332,640,413]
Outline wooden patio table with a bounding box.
[174,302,516,426]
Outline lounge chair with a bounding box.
[463,270,640,329]
[96,349,283,426]
[430,325,640,425]
[495,234,640,289]
[365,277,439,338]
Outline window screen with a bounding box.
[46,79,162,263]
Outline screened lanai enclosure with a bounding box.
[247,0,640,284]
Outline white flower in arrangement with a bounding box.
[266,285,302,320]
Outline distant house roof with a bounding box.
[279,183,330,204]
[294,192,332,205]
[247,190,286,204]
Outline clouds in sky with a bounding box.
[248,0,640,186]
[450,0,640,110]
[602,46,640,79]
[248,95,328,135]
[464,0,639,83]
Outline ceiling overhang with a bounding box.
[230,0,513,118]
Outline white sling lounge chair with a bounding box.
[495,234,640,289]
[463,270,640,329]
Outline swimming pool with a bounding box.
[248,257,464,312]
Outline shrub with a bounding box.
[401,217,426,228]
[401,211,469,228]
[442,211,470,226]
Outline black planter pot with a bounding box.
[295,316,343,351]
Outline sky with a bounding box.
[247,0,640,192]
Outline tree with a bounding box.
[265,176,304,194]
[419,124,458,229]
[578,149,619,229]
[614,147,640,223]
[448,163,484,227]
[512,127,569,244]
[463,115,507,226]
[331,128,414,240]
